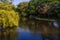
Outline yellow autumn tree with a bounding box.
[0,3,19,29]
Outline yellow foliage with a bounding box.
[0,3,19,28]
[0,3,13,11]
[0,10,19,28]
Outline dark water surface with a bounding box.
[16,27,43,40]
[16,27,60,40]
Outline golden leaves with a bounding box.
[0,10,19,28]
[0,3,13,11]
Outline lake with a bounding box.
[16,27,60,40]
[16,21,60,40]
[0,21,60,40]
[0,27,60,40]
[16,27,43,40]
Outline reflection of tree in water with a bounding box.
[0,27,17,40]
[20,18,60,36]
[19,16,60,40]
[0,3,19,40]
[31,20,59,36]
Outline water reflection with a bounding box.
[53,22,59,28]
[0,27,43,40]
[0,28,17,40]
[0,26,60,40]
[0,21,60,40]
[19,20,60,40]
[16,27,43,40]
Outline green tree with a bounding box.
[28,0,60,36]
[17,2,29,26]
[28,0,60,19]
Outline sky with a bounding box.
[13,0,30,6]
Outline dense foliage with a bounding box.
[28,0,60,19]
[0,3,19,28]
[17,0,60,27]
[0,0,59,38]
[16,0,60,36]
[0,3,14,10]
[17,2,29,26]
[0,0,14,3]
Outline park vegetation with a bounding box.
[0,0,60,37]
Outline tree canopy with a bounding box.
[16,0,60,35]
[0,3,19,28]
[17,2,29,25]
[0,3,14,10]
[0,0,14,3]
[28,0,60,20]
